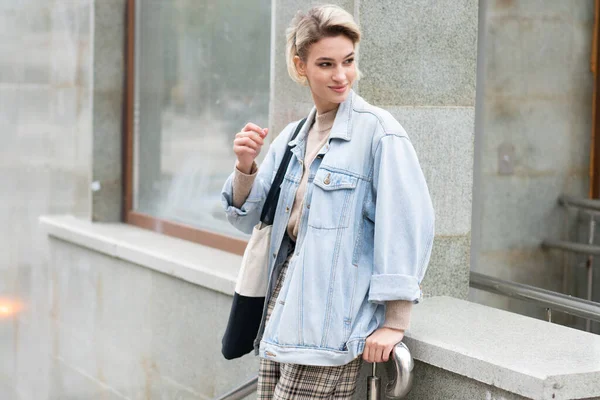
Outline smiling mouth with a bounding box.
[330,85,347,92]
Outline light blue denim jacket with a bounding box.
[221,90,434,366]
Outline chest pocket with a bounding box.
[308,168,359,229]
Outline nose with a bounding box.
[332,65,346,82]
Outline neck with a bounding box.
[311,93,340,115]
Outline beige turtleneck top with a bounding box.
[231,108,412,332]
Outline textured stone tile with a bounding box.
[16,85,52,130]
[569,92,592,176]
[570,20,595,97]
[91,91,123,222]
[0,316,17,392]
[388,107,474,237]
[518,18,574,98]
[571,0,595,25]
[482,98,572,176]
[486,0,519,17]
[50,87,80,129]
[48,240,154,400]
[422,235,470,300]
[0,87,20,143]
[49,1,91,87]
[359,0,478,106]
[93,0,125,92]
[13,311,52,400]
[515,0,573,18]
[407,361,529,400]
[48,357,128,400]
[479,173,586,253]
[89,0,126,223]
[484,16,524,97]
[148,273,221,398]
[0,39,24,83]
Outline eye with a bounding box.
[319,62,332,67]
[344,58,354,64]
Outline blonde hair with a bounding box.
[286,4,361,85]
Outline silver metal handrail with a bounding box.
[470,271,600,322]
[213,376,257,400]
[541,239,600,256]
[559,195,600,212]
[550,194,600,331]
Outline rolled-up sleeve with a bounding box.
[368,134,435,304]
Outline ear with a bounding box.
[293,55,306,77]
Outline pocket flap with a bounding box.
[313,169,358,191]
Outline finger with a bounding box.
[368,343,376,363]
[234,136,260,150]
[234,137,260,151]
[382,345,393,362]
[233,144,258,157]
[242,122,265,135]
[236,131,264,146]
[363,342,371,362]
[263,128,269,137]
[375,345,385,363]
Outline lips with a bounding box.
[329,85,347,93]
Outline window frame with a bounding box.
[123,0,247,256]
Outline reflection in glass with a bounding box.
[134,0,271,238]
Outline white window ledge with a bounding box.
[39,214,241,296]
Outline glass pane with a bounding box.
[134,0,271,239]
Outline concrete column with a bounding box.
[91,0,127,222]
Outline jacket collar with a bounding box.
[288,89,356,148]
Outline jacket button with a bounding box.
[273,253,276,258]
[307,204,310,209]
[323,173,331,185]
[285,207,290,213]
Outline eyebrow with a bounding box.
[315,52,355,62]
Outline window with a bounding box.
[124,0,271,254]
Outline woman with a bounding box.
[221,4,434,399]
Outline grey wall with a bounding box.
[470,0,595,326]
[45,237,257,399]
[0,1,92,398]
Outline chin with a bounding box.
[334,92,349,102]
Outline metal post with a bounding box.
[367,363,380,400]
[586,214,596,332]
[546,308,552,322]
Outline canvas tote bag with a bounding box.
[222,118,306,360]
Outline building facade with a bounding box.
[1,1,599,399]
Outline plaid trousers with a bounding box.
[257,249,363,400]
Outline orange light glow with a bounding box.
[0,299,23,317]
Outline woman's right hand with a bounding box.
[233,122,269,174]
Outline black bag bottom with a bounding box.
[221,293,266,360]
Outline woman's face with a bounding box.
[295,35,357,113]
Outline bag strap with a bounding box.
[260,118,307,225]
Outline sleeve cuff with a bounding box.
[383,300,413,331]
[232,161,258,208]
[369,274,421,303]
